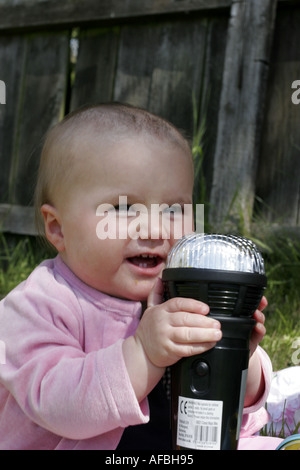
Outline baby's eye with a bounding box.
[114,204,131,212]
[114,204,137,217]
[162,204,183,216]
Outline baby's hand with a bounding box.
[249,296,267,357]
[135,279,222,368]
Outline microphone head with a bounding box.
[166,233,265,274]
[163,234,267,317]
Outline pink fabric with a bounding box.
[238,436,283,450]
[0,256,279,450]
[238,347,283,450]
[240,348,272,436]
[0,256,148,450]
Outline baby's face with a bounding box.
[54,134,194,301]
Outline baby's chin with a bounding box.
[117,280,157,303]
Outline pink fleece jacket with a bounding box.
[0,256,276,450]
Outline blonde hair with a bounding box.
[34,102,192,239]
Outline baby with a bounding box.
[0,103,280,450]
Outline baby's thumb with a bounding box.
[147,278,164,307]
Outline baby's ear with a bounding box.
[40,204,65,252]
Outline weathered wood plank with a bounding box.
[70,28,120,110]
[0,36,27,203]
[114,19,208,136]
[196,16,228,204]
[0,0,295,32]
[255,7,300,226]
[0,0,232,31]
[11,32,70,206]
[113,23,157,110]
[0,204,36,235]
[113,15,227,216]
[208,0,278,232]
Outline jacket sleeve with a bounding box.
[240,346,272,437]
[0,284,149,440]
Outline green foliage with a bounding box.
[0,234,52,300]
[260,234,300,371]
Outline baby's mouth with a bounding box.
[127,254,163,269]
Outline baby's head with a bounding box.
[35,103,195,300]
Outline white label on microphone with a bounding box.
[177,396,223,450]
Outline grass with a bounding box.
[0,234,53,300]
[259,234,300,371]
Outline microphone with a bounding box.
[162,233,267,450]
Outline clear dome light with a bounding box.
[166,233,265,275]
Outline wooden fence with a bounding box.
[0,0,299,236]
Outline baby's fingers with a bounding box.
[165,297,210,316]
[172,325,222,345]
[258,295,268,312]
[170,310,222,358]
[170,308,221,331]
[172,341,218,358]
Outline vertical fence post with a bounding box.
[208,0,277,232]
